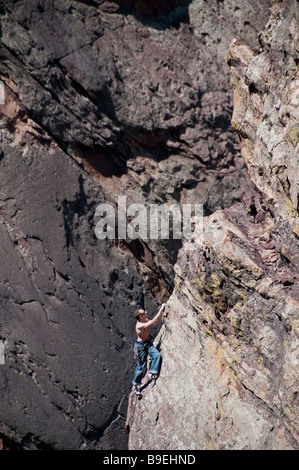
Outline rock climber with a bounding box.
[132,303,166,397]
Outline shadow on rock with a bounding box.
[114,0,192,30]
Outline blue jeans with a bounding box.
[132,340,161,385]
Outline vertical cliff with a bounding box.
[0,0,277,450]
[128,0,299,450]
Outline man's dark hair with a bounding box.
[134,309,142,320]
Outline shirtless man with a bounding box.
[132,303,166,396]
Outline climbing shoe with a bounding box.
[132,385,142,398]
[148,373,158,382]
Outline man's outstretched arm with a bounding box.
[139,304,166,330]
[151,303,166,325]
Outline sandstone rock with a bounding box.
[0,0,271,197]
[129,193,299,450]
[0,0,273,450]
[228,0,299,235]
[129,1,299,450]
[0,85,166,449]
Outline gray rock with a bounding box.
[0,0,273,450]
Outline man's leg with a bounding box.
[148,345,161,377]
[132,344,147,386]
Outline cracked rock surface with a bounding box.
[129,193,299,449]
[0,0,270,289]
[129,1,299,450]
[0,104,146,449]
[0,0,280,450]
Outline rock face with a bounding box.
[128,1,299,450]
[0,95,148,449]
[228,1,299,236]
[0,0,270,287]
[0,0,278,450]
